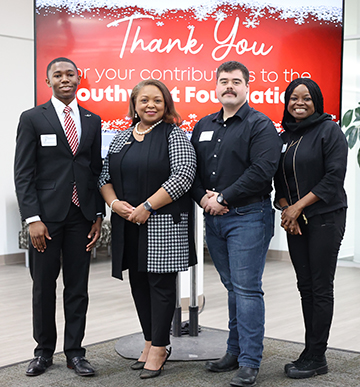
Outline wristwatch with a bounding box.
[143,200,157,214]
[216,193,226,206]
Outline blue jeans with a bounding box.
[205,198,274,368]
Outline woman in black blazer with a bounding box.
[98,79,196,379]
[274,78,347,380]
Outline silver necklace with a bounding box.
[134,120,163,135]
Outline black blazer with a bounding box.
[14,100,104,222]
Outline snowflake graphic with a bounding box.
[243,17,260,29]
[189,114,197,119]
[193,6,210,22]
[295,18,305,25]
[214,10,227,22]
[279,9,296,20]
[102,121,111,131]
[313,8,333,22]
[249,8,265,19]
[156,21,164,26]
[273,122,284,133]
[297,10,309,20]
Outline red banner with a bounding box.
[35,1,343,133]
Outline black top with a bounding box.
[121,136,144,206]
[191,102,282,206]
[274,113,348,218]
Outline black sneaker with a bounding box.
[287,355,328,379]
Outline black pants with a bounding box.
[125,222,177,347]
[286,208,346,356]
[29,204,92,359]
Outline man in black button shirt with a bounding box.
[191,61,282,387]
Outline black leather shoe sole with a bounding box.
[287,364,328,379]
[206,362,239,372]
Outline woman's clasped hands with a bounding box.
[112,200,150,225]
[281,204,302,235]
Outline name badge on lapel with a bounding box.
[40,134,57,147]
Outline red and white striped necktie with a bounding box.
[63,106,80,207]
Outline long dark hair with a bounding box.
[128,79,182,126]
[282,78,324,127]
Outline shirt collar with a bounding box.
[51,96,79,116]
[213,101,250,123]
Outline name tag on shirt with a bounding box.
[40,134,57,147]
[199,131,214,142]
[281,143,288,153]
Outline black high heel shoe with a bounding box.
[130,360,145,370]
[140,347,172,379]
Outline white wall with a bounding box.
[0,0,359,262]
[0,0,34,258]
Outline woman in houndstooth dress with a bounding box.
[98,79,197,379]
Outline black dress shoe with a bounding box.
[67,356,95,376]
[205,353,239,372]
[230,366,259,386]
[26,356,53,376]
[130,360,145,370]
[287,355,327,379]
[140,347,172,379]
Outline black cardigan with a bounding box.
[274,116,348,218]
[99,123,197,279]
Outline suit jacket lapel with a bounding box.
[77,106,91,154]
[42,100,73,154]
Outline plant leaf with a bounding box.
[355,107,360,119]
[342,109,353,127]
[358,148,360,169]
[345,126,358,149]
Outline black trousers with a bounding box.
[125,222,177,347]
[286,208,346,356]
[29,204,92,359]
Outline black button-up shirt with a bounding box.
[191,102,282,207]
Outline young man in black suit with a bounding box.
[14,57,104,377]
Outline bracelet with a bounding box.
[281,205,289,211]
[110,199,120,212]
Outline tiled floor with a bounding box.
[1,251,359,368]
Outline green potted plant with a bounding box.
[342,103,360,167]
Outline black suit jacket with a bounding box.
[14,100,104,222]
